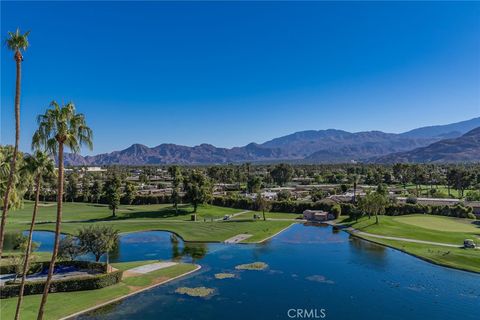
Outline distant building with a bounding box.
[83,166,106,172]
[303,210,334,221]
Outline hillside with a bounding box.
[62,118,480,165]
[373,127,480,163]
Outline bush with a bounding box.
[465,190,480,201]
[331,204,342,219]
[0,267,122,298]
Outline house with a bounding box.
[303,210,334,221]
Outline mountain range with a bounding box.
[373,127,480,163]
[64,117,480,165]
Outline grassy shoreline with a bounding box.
[0,262,201,320]
[3,202,297,245]
[348,231,480,274]
[340,214,480,274]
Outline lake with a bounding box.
[18,224,480,319]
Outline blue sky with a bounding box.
[1,1,479,155]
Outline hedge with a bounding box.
[0,260,107,276]
[385,203,475,219]
[1,268,122,299]
[210,196,475,219]
[210,196,348,216]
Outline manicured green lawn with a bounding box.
[0,263,198,320]
[393,215,479,233]
[344,214,480,273]
[4,202,295,244]
[7,201,237,223]
[402,184,473,198]
[348,215,479,245]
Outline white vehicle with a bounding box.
[464,239,476,248]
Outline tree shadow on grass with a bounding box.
[60,204,196,223]
[471,220,480,228]
[122,205,194,219]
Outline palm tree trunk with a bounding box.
[0,56,22,257]
[37,143,64,320]
[14,175,41,320]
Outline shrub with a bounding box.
[330,204,342,219]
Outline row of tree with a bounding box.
[0,29,95,320]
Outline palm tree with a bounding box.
[0,29,30,256]
[32,101,92,320]
[14,151,55,320]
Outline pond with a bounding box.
[80,224,479,320]
[12,224,480,320]
[15,230,187,263]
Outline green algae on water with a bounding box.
[214,273,236,279]
[175,287,215,297]
[235,262,268,270]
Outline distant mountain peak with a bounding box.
[62,117,480,165]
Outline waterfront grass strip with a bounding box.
[0,263,200,320]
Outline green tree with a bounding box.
[123,180,136,205]
[104,175,121,217]
[270,163,293,186]
[58,235,85,261]
[277,190,292,201]
[90,180,103,203]
[77,225,118,263]
[358,191,388,224]
[0,29,30,257]
[168,165,183,213]
[14,151,54,320]
[0,146,27,211]
[32,101,92,320]
[81,173,92,202]
[184,170,211,212]
[247,175,262,193]
[65,172,79,202]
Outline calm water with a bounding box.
[17,225,480,320]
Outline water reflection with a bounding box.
[180,243,208,262]
[349,236,387,264]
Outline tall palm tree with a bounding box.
[14,151,55,320]
[32,101,92,320]
[0,29,30,256]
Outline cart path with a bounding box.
[347,228,462,248]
